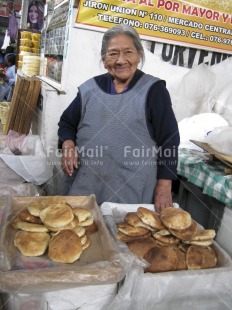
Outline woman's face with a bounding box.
[103,34,141,84]
[29,5,38,24]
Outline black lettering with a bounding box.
[150,41,156,53]
[198,50,209,65]
[222,54,231,61]
[172,46,186,66]
[162,44,173,62]
[210,52,222,65]
[188,48,197,68]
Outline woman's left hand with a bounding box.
[61,140,78,176]
[154,179,173,213]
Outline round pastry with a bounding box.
[48,230,82,263]
[14,231,50,256]
[40,203,74,228]
[160,207,192,230]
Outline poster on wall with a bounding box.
[75,0,232,55]
[27,0,46,31]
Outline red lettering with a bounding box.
[213,11,219,21]
[157,0,165,8]
[138,0,154,7]
[172,2,179,12]
[199,8,206,18]
[157,0,179,12]
[206,10,213,19]
[182,4,191,15]
[222,13,229,23]
[191,7,198,16]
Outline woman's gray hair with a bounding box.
[101,25,145,65]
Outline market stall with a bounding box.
[1,0,231,308]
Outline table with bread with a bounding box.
[12,200,97,263]
[116,206,217,272]
[100,201,232,309]
[0,195,126,293]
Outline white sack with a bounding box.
[178,113,228,150]
[204,58,232,125]
[171,63,215,122]
[203,127,232,156]
[45,284,117,310]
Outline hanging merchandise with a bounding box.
[1,30,11,50]
[8,11,19,41]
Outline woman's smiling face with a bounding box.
[29,5,38,24]
[103,34,141,84]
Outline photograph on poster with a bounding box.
[27,0,45,31]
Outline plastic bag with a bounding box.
[1,30,10,50]
[178,113,228,150]
[204,127,232,156]
[1,131,53,185]
[5,130,27,155]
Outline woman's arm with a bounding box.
[147,80,180,212]
[58,93,82,176]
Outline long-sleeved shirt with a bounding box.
[58,69,180,180]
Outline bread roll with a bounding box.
[183,239,213,246]
[186,245,217,269]
[82,237,91,250]
[45,216,79,232]
[48,230,82,263]
[27,203,48,217]
[117,223,149,236]
[137,207,165,230]
[80,234,87,245]
[144,246,178,273]
[191,229,216,241]
[40,204,74,228]
[14,231,50,256]
[127,237,158,258]
[84,221,98,235]
[117,231,151,242]
[72,207,92,222]
[19,209,43,224]
[169,220,198,241]
[160,207,192,230]
[15,221,49,233]
[152,232,180,245]
[72,226,86,237]
[124,212,154,230]
[78,216,94,227]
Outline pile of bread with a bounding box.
[117,207,217,273]
[12,201,98,264]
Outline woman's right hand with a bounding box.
[61,140,78,176]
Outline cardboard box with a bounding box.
[101,202,232,310]
[0,196,126,294]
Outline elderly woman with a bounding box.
[58,25,180,213]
